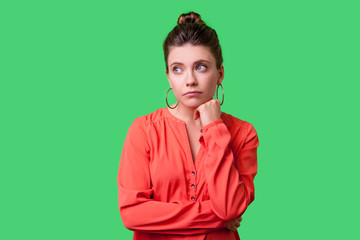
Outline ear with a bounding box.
[165,69,172,88]
[217,64,224,85]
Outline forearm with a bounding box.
[119,187,226,235]
[200,120,257,221]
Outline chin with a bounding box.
[182,100,207,109]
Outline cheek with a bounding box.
[207,78,219,96]
[203,75,218,89]
[169,81,181,96]
[203,70,218,82]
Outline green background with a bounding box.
[1,0,359,239]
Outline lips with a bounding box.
[184,91,202,96]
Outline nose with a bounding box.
[186,71,198,86]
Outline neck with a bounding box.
[170,102,200,125]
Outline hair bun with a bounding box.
[177,11,206,25]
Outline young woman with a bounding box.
[117,11,259,240]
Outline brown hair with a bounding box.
[163,11,223,72]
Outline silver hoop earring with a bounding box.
[216,84,224,105]
[166,88,179,109]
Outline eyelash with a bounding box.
[173,67,181,73]
[172,65,207,73]
[197,65,207,71]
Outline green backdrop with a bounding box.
[1,0,359,239]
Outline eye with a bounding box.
[173,67,182,74]
[197,65,207,71]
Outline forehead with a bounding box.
[168,44,215,64]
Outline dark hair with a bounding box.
[163,11,223,72]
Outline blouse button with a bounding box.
[200,129,203,133]
[191,184,195,188]
[192,171,195,175]
[191,196,195,200]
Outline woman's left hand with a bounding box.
[225,216,242,232]
[193,99,222,127]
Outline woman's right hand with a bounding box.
[225,217,242,232]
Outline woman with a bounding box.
[117,11,259,240]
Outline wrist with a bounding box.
[201,119,224,132]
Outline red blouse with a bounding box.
[117,107,259,240]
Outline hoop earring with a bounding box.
[216,83,224,105]
[166,88,179,109]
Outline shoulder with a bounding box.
[221,112,259,148]
[221,112,258,140]
[221,111,254,131]
[125,109,165,149]
[132,108,167,125]
[129,108,168,131]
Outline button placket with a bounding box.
[189,170,196,201]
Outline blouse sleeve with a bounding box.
[200,119,259,221]
[117,117,226,235]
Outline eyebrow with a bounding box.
[170,59,211,67]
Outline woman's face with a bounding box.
[165,44,224,109]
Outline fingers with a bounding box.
[193,110,200,120]
[228,225,237,232]
[192,98,221,123]
[225,220,241,232]
[230,226,237,232]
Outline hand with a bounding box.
[193,99,222,127]
[225,216,242,232]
